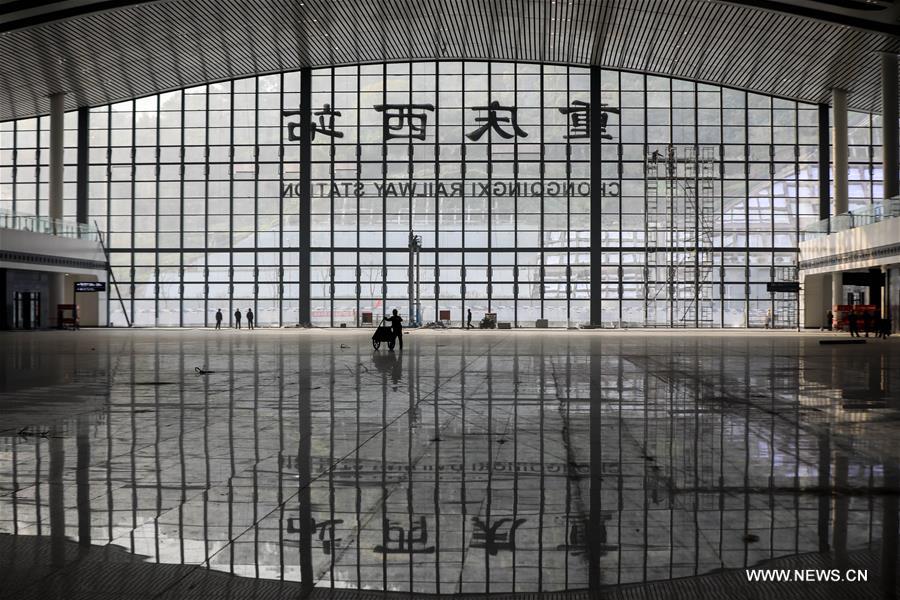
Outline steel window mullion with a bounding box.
[539,63,544,320]
[487,61,493,317]
[744,94,750,327]
[461,61,467,319]
[179,94,185,328]
[278,72,285,327]
[434,62,440,325]
[204,87,210,326]
[11,123,16,214]
[381,63,387,311]
[330,68,336,328]
[155,94,161,326]
[106,110,112,325]
[356,66,362,324]
[130,104,136,325]
[253,76,259,324]
[229,84,235,323]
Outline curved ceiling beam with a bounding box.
[0,0,898,121]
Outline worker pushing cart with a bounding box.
[372,309,404,351]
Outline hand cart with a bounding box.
[372,318,396,350]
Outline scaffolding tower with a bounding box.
[644,145,717,327]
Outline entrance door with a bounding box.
[14,292,41,329]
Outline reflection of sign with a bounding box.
[557,516,617,556]
[472,517,526,554]
[374,516,435,554]
[285,517,345,554]
[281,456,601,476]
[313,518,343,554]
[766,282,800,293]
[74,282,106,293]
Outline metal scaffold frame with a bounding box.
[643,144,717,327]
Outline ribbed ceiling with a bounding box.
[0,0,898,121]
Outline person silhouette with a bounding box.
[215,309,223,330]
[234,308,242,330]
[385,308,403,351]
[247,308,254,330]
[467,308,473,329]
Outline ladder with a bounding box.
[94,220,131,327]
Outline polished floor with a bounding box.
[0,328,898,599]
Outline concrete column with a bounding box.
[49,93,65,225]
[76,107,90,226]
[49,94,67,327]
[883,53,898,201]
[832,271,843,307]
[818,104,831,222]
[832,89,849,216]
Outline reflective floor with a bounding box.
[1,329,899,599]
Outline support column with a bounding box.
[76,107,90,226]
[882,53,898,201]
[49,93,66,326]
[832,271,843,307]
[298,68,312,325]
[818,104,831,222]
[49,93,65,225]
[589,66,602,326]
[831,89,849,216]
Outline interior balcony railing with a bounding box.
[801,196,900,242]
[0,208,99,242]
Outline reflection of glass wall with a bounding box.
[1,62,891,327]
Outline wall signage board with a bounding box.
[74,281,106,293]
[766,282,800,293]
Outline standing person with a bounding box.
[863,310,872,338]
[764,308,772,329]
[848,311,858,337]
[247,308,254,330]
[234,308,242,330]
[467,308,473,330]
[824,309,833,331]
[385,308,403,351]
[215,309,223,330]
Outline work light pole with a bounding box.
[409,232,422,327]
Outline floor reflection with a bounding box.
[0,331,898,597]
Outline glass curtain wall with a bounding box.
[3,61,889,327]
[309,62,589,328]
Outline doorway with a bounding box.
[14,292,41,329]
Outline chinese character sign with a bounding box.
[466,100,528,141]
[284,99,616,143]
[374,103,435,141]
[558,101,619,140]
